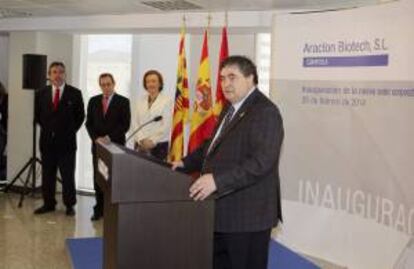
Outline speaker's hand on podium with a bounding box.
[190,174,217,201]
[140,138,155,150]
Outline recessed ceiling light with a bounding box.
[140,0,203,11]
[0,8,32,19]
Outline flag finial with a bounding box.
[182,14,186,29]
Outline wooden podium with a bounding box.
[96,142,214,269]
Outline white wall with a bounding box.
[36,32,74,84]
[7,32,38,184]
[0,34,9,88]
[7,32,73,184]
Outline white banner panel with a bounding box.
[271,1,414,269]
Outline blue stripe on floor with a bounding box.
[66,237,320,269]
[268,239,320,269]
[66,237,102,269]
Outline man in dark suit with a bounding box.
[0,81,8,181]
[173,55,284,269]
[34,62,85,216]
[85,73,131,221]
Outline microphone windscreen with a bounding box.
[153,116,163,122]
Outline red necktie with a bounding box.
[102,96,109,115]
[53,88,60,111]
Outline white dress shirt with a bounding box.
[208,87,256,153]
[134,93,172,145]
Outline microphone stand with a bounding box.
[126,116,162,143]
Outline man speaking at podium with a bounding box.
[172,55,284,269]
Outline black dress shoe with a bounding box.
[34,205,55,215]
[66,207,75,216]
[90,212,102,221]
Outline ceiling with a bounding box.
[0,0,389,19]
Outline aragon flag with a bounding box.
[168,26,190,162]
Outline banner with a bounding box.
[271,1,414,268]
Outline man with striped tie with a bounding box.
[85,73,130,221]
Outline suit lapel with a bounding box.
[97,94,104,120]
[46,86,53,111]
[207,89,259,155]
[59,85,68,105]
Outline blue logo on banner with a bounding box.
[303,54,388,67]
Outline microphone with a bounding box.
[126,116,163,143]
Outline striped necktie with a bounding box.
[102,96,109,115]
[207,106,235,154]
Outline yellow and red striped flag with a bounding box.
[188,30,216,153]
[168,27,190,162]
[213,26,229,118]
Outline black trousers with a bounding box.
[92,151,103,215]
[213,229,271,269]
[0,131,6,179]
[41,149,76,208]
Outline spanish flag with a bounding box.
[168,27,190,162]
[213,26,229,118]
[188,30,216,153]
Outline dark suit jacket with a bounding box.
[0,94,7,133]
[183,89,284,233]
[85,93,131,150]
[35,84,85,154]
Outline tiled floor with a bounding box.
[0,191,347,269]
[0,192,102,269]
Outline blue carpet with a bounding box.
[66,237,319,269]
[268,240,320,269]
[66,238,103,269]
